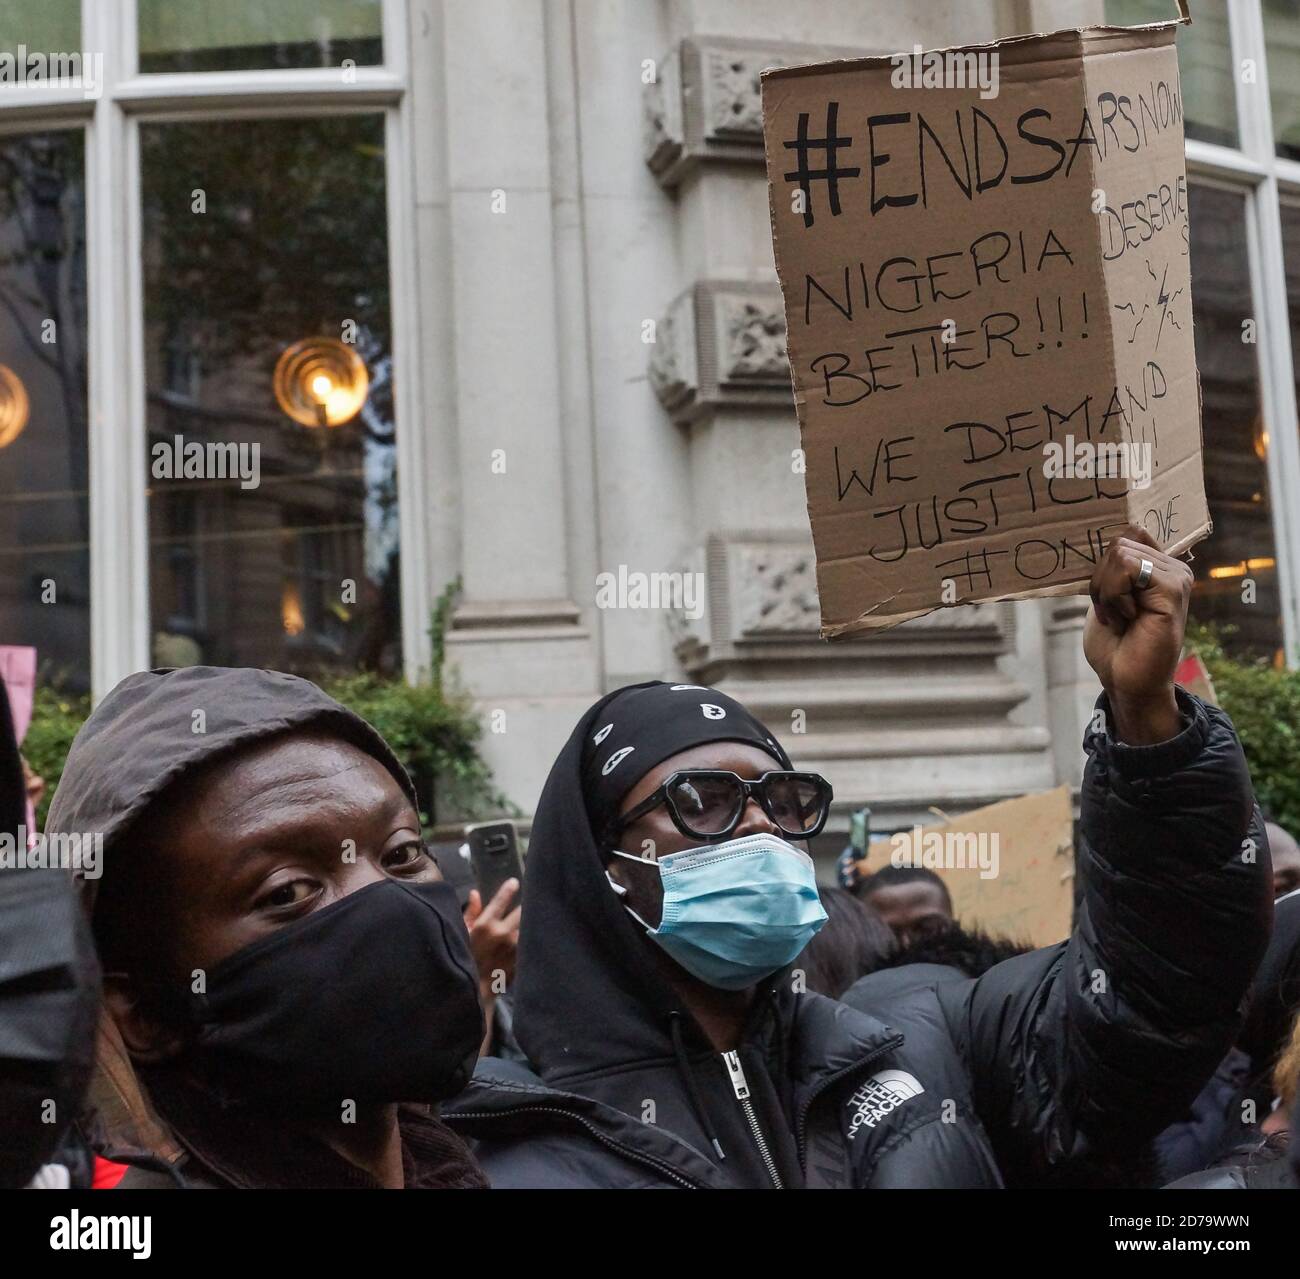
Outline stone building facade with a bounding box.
[4,1,1295,863]
[440,1,1111,845]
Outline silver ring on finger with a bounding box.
[1135,557,1154,590]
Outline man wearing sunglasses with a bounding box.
[446,527,1270,1188]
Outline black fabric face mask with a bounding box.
[185,879,483,1109]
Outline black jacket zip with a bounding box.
[721,1050,783,1188]
[455,1036,907,1190]
[449,1104,703,1188]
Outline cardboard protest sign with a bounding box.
[0,645,35,742]
[0,646,38,838]
[762,3,1208,637]
[886,785,1074,948]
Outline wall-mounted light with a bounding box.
[273,337,369,428]
[0,363,30,448]
[1208,557,1276,579]
[281,581,305,637]
[1253,416,1270,462]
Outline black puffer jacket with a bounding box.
[445,688,1271,1188]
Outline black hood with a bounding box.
[466,684,914,1189]
[43,664,419,1159]
[512,681,795,1084]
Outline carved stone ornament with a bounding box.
[650,281,791,423]
[644,36,877,188]
[718,295,788,381]
[710,540,1017,647]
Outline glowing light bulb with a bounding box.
[273,338,369,428]
[0,364,30,449]
[281,582,306,636]
[325,387,353,420]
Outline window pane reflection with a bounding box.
[1105,0,1237,148]
[0,0,80,61]
[1189,183,1282,662]
[1265,0,1300,160]
[0,130,90,690]
[141,115,400,675]
[137,0,382,75]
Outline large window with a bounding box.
[136,0,383,74]
[1188,184,1279,657]
[4,1,1300,693]
[1106,0,1300,666]
[1106,0,1238,146]
[141,115,399,674]
[0,1,81,61]
[0,0,422,695]
[0,130,89,689]
[1263,0,1300,160]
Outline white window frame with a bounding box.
[7,1,1300,684]
[0,0,433,697]
[1181,0,1300,665]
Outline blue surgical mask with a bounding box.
[607,832,828,991]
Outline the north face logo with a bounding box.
[845,1069,925,1139]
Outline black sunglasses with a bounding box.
[607,770,833,845]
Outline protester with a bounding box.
[1163,1024,1296,1189]
[464,880,524,1061]
[1262,1012,1300,1138]
[855,865,954,946]
[1165,1129,1295,1190]
[1293,1097,1300,1187]
[874,920,1031,979]
[21,755,45,822]
[0,679,100,1189]
[1153,1048,1253,1184]
[795,887,896,999]
[1236,890,1300,1133]
[1264,814,1300,900]
[852,859,1031,985]
[1155,890,1300,1182]
[445,528,1272,1188]
[809,883,1030,997]
[429,840,525,1060]
[46,666,488,1189]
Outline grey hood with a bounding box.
[48,665,416,911]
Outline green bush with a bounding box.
[22,685,92,829]
[1185,620,1300,834]
[320,577,514,826]
[318,672,512,826]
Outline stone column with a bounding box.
[569,0,696,689]
[1043,597,1100,795]
[437,0,599,810]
